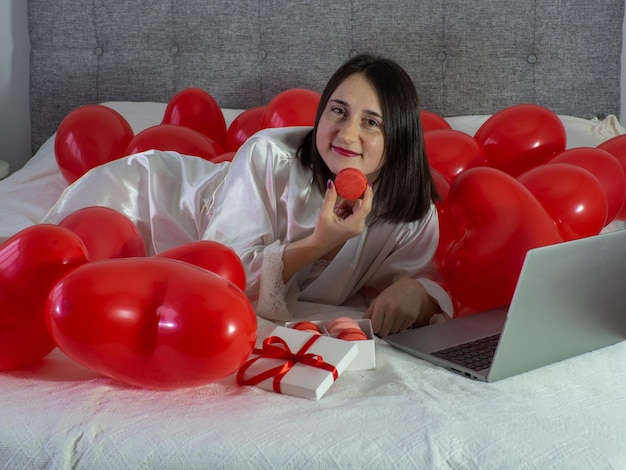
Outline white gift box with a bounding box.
[285,319,376,371]
[237,326,357,400]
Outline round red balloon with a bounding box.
[226,106,266,152]
[162,88,227,148]
[474,104,566,177]
[55,105,135,184]
[425,129,486,182]
[0,225,89,370]
[46,257,257,390]
[262,88,321,128]
[421,110,451,132]
[549,147,626,224]
[59,206,147,261]
[518,163,608,240]
[157,240,247,292]
[125,124,225,162]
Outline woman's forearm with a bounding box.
[281,236,330,282]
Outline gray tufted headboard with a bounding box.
[28,0,624,152]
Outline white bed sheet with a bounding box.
[1,313,626,468]
[1,103,626,468]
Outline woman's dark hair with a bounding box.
[298,53,438,225]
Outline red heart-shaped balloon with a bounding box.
[157,240,247,292]
[59,206,147,261]
[598,134,626,220]
[125,124,225,162]
[421,110,451,132]
[262,88,321,128]
[0,225,89,370]
[46,257,257,389]
[518,163,608,241]
[439,167,563,310]
[162,88,228,148]
[474,104,566,177]
[425,129,486,182]
[549,147,626,225]
[226,106,266,152]
[55,105,135,184]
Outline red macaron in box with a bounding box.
[285,317,376,371]
[236,325,358,400]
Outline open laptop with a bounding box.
[384,229,626,382]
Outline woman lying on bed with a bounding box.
[42,54,453,336]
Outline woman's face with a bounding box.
[315,73,385,182]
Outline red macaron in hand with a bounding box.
[334,168,367,200]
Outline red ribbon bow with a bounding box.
[237,335,338,393]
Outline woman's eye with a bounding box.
[365,118,380,128]
[330,106,345,116]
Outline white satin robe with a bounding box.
[44,127,452,321]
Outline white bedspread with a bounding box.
[1,103,625,468]
[1,313,625,468]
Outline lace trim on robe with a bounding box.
[255,240,301,321]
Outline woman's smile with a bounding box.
[332,145,360,157]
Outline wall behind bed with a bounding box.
[0,0,30,177]
[1,1,626,174]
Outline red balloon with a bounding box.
[59,206,147,261]
[212,151,235,163]
[452,302,484,318]
[0,225,89,370]
[598,133,626,159]
[425,129,486,182]
[421,110,451,132]
[431,168,450,202]
[226,106,266,152]
[125,124,225,162]
[157,240,247,292]
[598,134,626,220]
[518,163,608,240]
[474,104,566,177]
[46,257,257,390]
[434,173,453,268]
[55,105,135,184]
[549,147,626,224]
[262,88,321,128]
[440,167,562,310]
[162,88,227,148]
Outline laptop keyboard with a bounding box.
[431,334,501,371]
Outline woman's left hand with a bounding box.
[364,278,440,336]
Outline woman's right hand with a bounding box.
[313,179,373,252]
[281,180,372,281]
